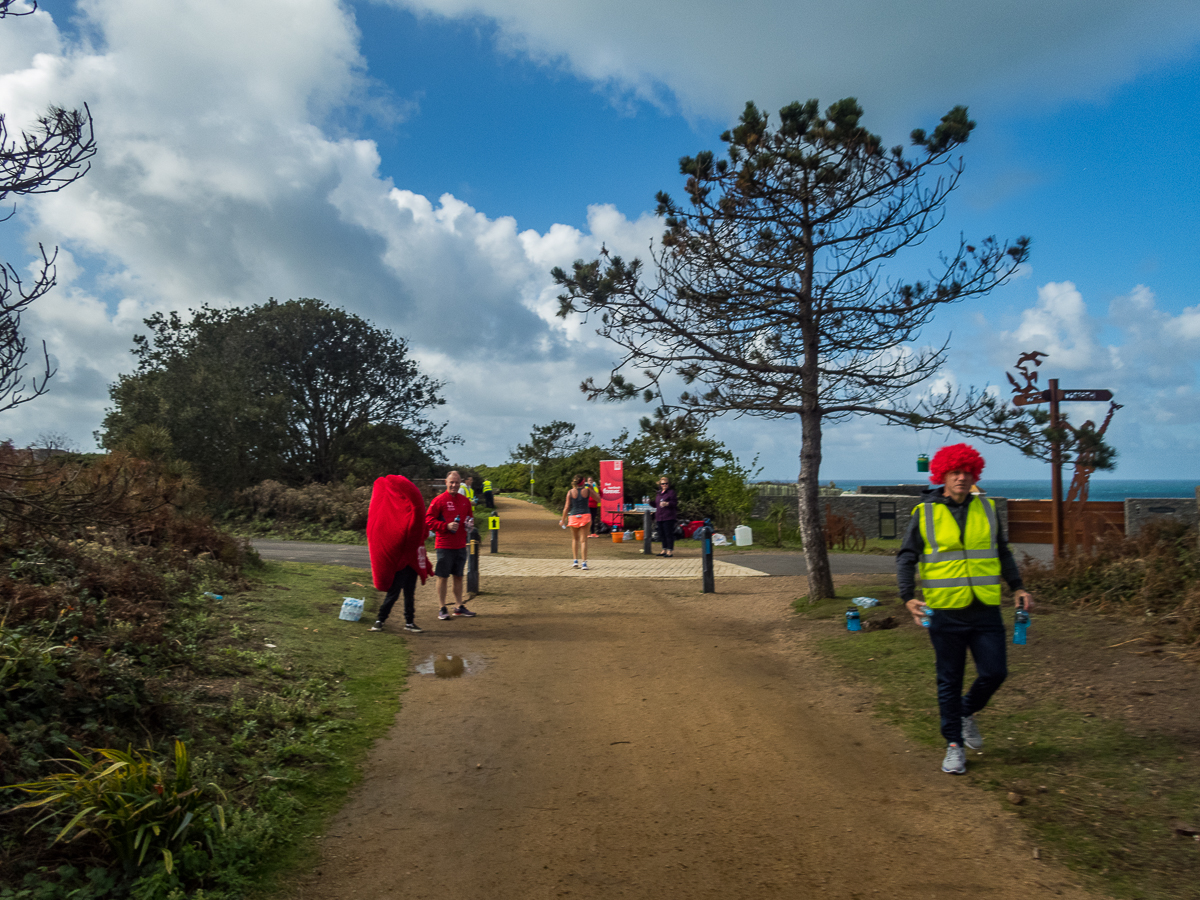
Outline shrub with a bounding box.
[229,480,370,531]
[1022,520,1200,651]
[7,741,225,875]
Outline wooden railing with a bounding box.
[1006,499,1124,544]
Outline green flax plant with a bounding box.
[7,740,225,875]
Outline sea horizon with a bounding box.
[757,478,1199,502]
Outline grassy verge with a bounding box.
[794,585,1200,900]
[1,560,408,900]
[199,560,408,896]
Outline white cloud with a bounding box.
[0,0,664,459]
[2,0,1198,482]
[1005,281,1102,370]
[962,280,1200,476]
[387,0,1200,130]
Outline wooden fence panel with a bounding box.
[1006,499,1125,544]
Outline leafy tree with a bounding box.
[511,421,592,497]
[554,98,1030,600]
[617,409,735,504]
[705,464,759,531]
[0,0,95,413]
[102,299,454,491]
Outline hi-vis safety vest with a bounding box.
[483,480,492,492]
[462,485,476,501]
[917,497,1002,608]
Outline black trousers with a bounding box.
[927,602,1008,744]
[378,566,418,624]
[659,520,676,551]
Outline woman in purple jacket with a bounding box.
[654,475,678,557]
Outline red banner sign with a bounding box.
[599,460,625,528]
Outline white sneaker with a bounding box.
[942,743,967,775]
[961,715,983,750]
[580,562,589,570]
[571,560,579,568]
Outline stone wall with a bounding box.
[1124,497,1199,537]
[753,485,1200,543]
[751,488,1009,541]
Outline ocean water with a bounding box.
[842,479,1199,502]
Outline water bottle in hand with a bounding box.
[1013,608,1030,645]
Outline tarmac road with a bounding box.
[250,540,1051,576]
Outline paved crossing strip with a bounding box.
[477,557,768,577]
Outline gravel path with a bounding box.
[284,497,1090,900]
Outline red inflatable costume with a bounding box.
[367,474,431,591]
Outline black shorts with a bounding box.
[435,546,469,578]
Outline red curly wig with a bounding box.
[928,443,985,484]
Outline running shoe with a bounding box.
[942,743,967,775]
[580,562,589,570]
[438,607,452,620]
[571,560,579,568]
[403,622,424,633]
[369,621,384,632]
[961,715,984,750]
[453,605,477,617]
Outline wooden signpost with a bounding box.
[1010,363,1114,558]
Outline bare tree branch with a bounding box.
[554,98,1030,599]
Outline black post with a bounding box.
[643,509,653,555]
[1049,377,1064,561]
[699,520,715,593]
[467,526,481,595]
[489,516,499,553]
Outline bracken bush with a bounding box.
[1021,520,1200,653]
[0,448,257,898]
[226,479,370,533]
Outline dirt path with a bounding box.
[290,498,1092,900]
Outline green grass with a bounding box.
[793,586,1200,900]
[211,560,408,895]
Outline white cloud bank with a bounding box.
[0,0,1196,480]
[387,0,1200,130]
[0,0,660,456]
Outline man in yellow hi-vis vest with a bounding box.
[897,443,1033,775]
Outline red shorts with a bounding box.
[568,514,590,528]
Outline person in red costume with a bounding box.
[426,470,477,620]
[366,474,431,633]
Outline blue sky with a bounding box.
[2,0,1199,483]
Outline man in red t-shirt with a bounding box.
[425,470,477,620]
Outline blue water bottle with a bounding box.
[846,608,861,631]
[1013,608,1029,645]
[919,603,931,628]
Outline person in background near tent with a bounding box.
[896,443,1033,776]
[586,475,602,537]
[461,475,477,505]
[482,477,495,508]
[560,474,596,570]
[426,470,477,620]
[654,475,678,557]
